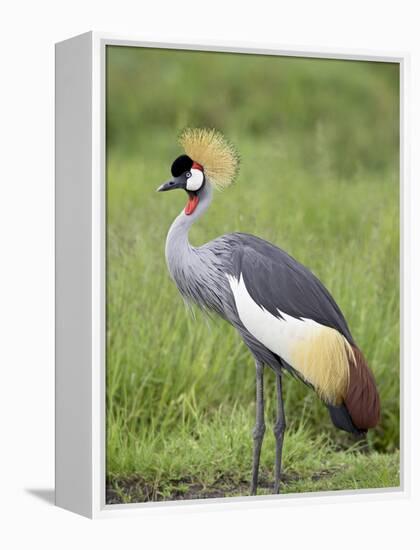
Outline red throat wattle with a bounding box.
[185,193,199,215]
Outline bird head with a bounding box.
[157,154,205,215]
[157,128,240,216]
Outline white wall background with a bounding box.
[0,1,419,548]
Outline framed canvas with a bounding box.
[55,32,408,518]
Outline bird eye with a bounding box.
[185,171,192,178]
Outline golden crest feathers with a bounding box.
[178,128,240,190]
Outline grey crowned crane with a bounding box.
[157,128,380,495]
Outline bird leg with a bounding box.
[274,371,286,493]
[251,360,265,495]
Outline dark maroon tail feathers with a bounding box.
[344,345,380,430]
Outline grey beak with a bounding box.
[157,181,170,192]
[156,179,184,192]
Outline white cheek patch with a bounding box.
[186,168,204,191]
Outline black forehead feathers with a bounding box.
[171,155,193,177]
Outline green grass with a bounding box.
[105,48,400,503]
[107,408,400,503]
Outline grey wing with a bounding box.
[225,233,354,344]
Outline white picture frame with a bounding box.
[55,31,409,519]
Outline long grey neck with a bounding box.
[165,183,213,277]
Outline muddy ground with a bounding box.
[106,470,336,504]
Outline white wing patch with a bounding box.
[227,273,322,368]
[227,273,353,404]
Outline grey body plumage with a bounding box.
[165,183,354,376]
